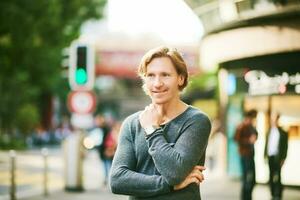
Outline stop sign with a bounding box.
[67,91,96,114]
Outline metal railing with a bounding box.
[0,148,63,200]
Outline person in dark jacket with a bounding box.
[265,113,288,200]
[234,109,258,200]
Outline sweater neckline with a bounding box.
[160,105,191,127]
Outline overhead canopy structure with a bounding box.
[200,21,300,72]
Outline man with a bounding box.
[234,109,258,200]
[109,46,211,199]
[265,113,288,200]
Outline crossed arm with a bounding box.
[109,115,211,197]
[146,114,211,186]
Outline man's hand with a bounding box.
[174,166,205,191]
[139,104,164,128]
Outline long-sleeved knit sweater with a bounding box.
[109,106,211,200]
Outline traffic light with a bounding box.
[75,46,88,85]
[69,42,95,90]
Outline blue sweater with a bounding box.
[109,106,211,200]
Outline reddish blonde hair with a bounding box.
[138,46,188,91]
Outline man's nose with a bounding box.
[153,76,163,87]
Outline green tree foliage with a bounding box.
[0,0,106,137]
[16,104,40,136]
[182,73,218,103]
[186,73,218,94]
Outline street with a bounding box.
[1,148,300,200]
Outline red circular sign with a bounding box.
[67,91,97,114]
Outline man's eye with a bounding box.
[146,74,154,77]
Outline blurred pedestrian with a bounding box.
[54,116,72,142]
[109,46,211,199]
[102,121,120,185]
[234,109,258,200]
[264,113,288,200]
[94,114,111,186]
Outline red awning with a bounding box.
[95,50,200,79]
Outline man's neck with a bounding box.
[153,100,187,124]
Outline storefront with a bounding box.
[220,51,300,186]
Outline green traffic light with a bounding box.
[75,68,87,84]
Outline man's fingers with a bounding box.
[194,165,206,171]
[189,172,204,182]
[190,177,200,185]
[144,105,150,111]
[139,111,145,121]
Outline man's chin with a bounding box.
[151,98,167,105]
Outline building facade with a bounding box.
[186,0,300,185]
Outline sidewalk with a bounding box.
[22,187,126,200]
[20,177,300,200]
[201,176,300,200]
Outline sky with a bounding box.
[81,0,203,46]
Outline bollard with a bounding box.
[64,130,84,191]
[9,150,16,200]
[41,148,49,197]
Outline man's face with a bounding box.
[144,57,184,105]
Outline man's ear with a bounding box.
[178,75,184,86]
